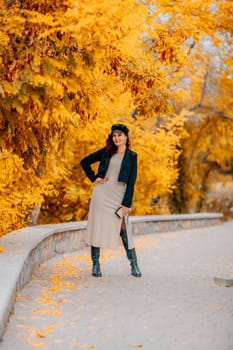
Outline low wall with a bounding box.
[0,213,223,340]
[131,213,223,235]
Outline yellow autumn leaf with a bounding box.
[0,246,7,253]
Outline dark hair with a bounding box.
[106,132,130,156]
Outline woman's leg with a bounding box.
[120,219,142,277]
[91,246,102,277]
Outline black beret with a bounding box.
[111,123,129,134]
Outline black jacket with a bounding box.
[80,147,137,208]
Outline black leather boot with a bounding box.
[91,246,102,277]
[127,248,142,277]
[120,230,142,277]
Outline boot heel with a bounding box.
[131,262,142,277]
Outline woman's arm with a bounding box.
[80,147,106,182]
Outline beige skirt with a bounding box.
[85,181,134,250]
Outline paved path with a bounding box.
[1,221,233,350]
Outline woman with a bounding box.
[80,123,141,278]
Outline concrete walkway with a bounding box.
[1,221,233,350]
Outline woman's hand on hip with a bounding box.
[121,206,131,216]
[95,177,108,184]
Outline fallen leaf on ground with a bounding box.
[0,245,7,253]
[32,308,61,316]
[26,338,46,348]
[133,344,143,348]
[34,326,55,338]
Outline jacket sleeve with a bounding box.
[121,153,137,208]
[80,147,106,182]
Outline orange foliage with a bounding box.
[0,0,233,234]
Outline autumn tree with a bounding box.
[1,0,186,235]
[153,0,233,215]
[1,0,232,236]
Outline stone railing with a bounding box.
[130,213,223,234]
[0,213,223,340]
